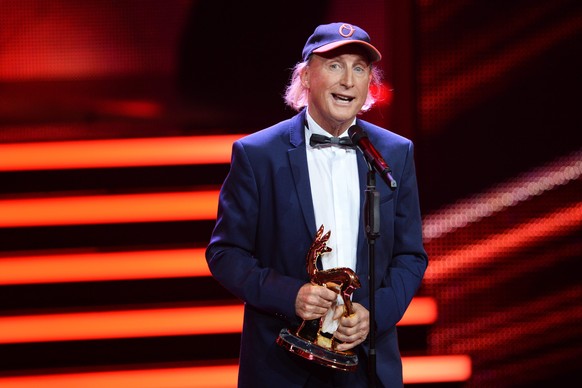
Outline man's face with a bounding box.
[302,47,372,134]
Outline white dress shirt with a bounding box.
[305,110,360,333]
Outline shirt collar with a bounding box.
[305,110,357,138]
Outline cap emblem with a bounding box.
[338,23,356,38]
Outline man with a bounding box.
[206,22,428,387]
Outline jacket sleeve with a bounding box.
[205,140,305,321]
[358,140,428,336]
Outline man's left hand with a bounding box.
[332,303,369,351]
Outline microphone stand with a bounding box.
[364,166,380,387]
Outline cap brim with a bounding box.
[312,40,382,62]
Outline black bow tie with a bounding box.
[309,133,355,149]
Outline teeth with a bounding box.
[334,94,352,101]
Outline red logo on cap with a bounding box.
[338,24,356,38]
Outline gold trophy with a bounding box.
[276,225,361,371]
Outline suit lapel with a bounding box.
[355,148,369,274]
[288,111,317,238]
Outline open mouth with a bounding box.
[332,93,355,103]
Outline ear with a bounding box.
[300,68,310,88]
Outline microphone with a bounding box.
[348,125,397,190]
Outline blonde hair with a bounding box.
[283,60,384,112]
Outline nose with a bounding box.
[340,69,355,88]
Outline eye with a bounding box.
[354,65,366,74]
[329,63,342,71]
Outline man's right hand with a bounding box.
[294,283,338,320]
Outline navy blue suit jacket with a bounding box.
[206,109,428,387]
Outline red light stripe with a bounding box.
[0,364,239,388]
[403,355,472,383]
[422,150,581,241]
[0,135,245,171]
[0,298,436,344]
[0,305,244,344]
[426,202,582,281]
[443,286,580,356]
[420,9,580,131]
[0,355,470,387]
[399,296,438,325]
[0,191,219,227]
[0,248,210,284]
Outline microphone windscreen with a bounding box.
[348,125,367,144]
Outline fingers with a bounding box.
[295,283,337,320]
[318,285,339,302]
[334,332,367,351]
[333,303,369,351]
[334,322,368,351]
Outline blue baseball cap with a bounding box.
[302,22,382,63]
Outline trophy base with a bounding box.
[276,327,358,372]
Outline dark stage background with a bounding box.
[0,1,580,387]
